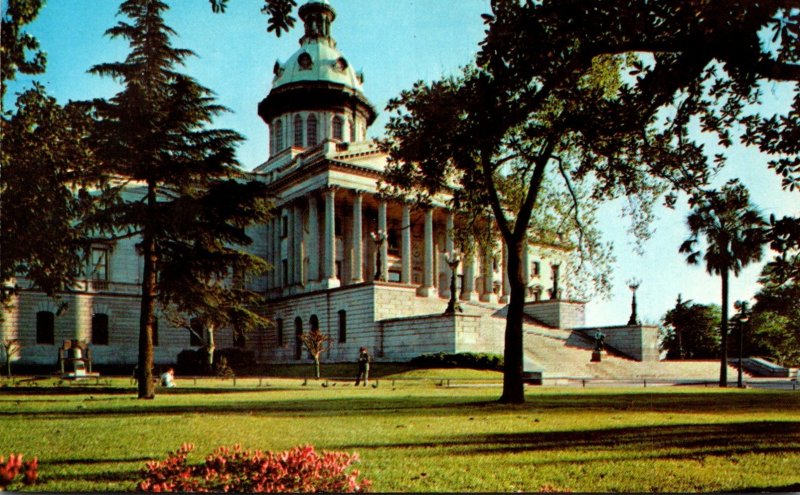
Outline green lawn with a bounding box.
[1,376,798,492]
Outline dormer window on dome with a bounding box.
[298,52,313,70]
[334,57,348,72]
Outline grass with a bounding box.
[0,373,798,492]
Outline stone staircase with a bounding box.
[457,298,744,382]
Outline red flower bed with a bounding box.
[139,443,370,492]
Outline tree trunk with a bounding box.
[719,267,729,388]
[314,356,320,379]
[207,326,216,370]
[137,183,157,399]
[499,237,526,404]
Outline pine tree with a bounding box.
[88,0,270,398]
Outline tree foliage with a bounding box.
[381,0,797,402]
[0,0,46,100]
[87,0,270,398]
[748,259,800,367]
[1,88,100,299]
[660,296,721,360]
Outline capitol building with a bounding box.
[2,0,662,376]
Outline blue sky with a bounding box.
[6,0,798,327]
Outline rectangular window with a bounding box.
[90,247,109,281]
[282,259,289,286]
[276,318,284,346]
[90,246,110,290]
[532,261,541,277]
[281,216,289,238]
[36,311,55,345]
[91,313,109,346]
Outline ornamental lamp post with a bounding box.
[734,300,750,389]
[627,278,641,326]
[444,251,462,315]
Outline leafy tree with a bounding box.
[747,258,800,366]
[382,0,797,403]
[87,0,270,399]
[300,328,333,379]
[1,88,101,300]
[381,44,686,403]
[680,180,765,386]
[660,295,721,360]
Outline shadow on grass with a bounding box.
[2,391,798,421]
[48,456,154,466]
[336,420,800,462]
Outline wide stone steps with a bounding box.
[458,298,745,381]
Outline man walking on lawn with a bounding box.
[355,347,370,386]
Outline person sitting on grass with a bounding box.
[160,368,176,388]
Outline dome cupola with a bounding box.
[259,0,376,158]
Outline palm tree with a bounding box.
[680,180,765,387]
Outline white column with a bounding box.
[401,203,411,284]
[377,200,388,281]
[481,242,498,303]
[352,191,364,283]
[286,206,295,286]
[308,195,320,284]
[323,187,340,288]
[462,247,478,302]
[273,214,282,289]
[293,202,304,286]
[442,212,454,298]
[418,208,435,297]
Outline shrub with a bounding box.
[409,352,504,371]
[138,443,370,493]
[175,349,207,375]
[0,454,38,490]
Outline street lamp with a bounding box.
[734,300,750,389]
[444,251,462,315]
[370,230,386,281]
[627,278,641,326]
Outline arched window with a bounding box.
[307,114,318,147]
[36,311,55,345]
[275,318,284,346]
[274,119,284,152]
[348,118,356,142]
[332,116,343,141]
[91,313,109,345]
[309,314,319,332]
[338,310,347,343]
[294,115,304,147]
[294,317,303,360]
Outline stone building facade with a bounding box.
[2,0,596,370]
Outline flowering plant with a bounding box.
[139,443,370,492]
[0,453,38,490]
